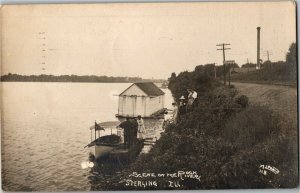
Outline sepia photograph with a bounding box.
[0,1,298,191]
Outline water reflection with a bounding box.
[81,161,95,169]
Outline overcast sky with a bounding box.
[1,2,296,79]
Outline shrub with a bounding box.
[235,95,248,108]
[168,64,219,100]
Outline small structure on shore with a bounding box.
[116,82,165,118]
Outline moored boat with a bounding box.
[85,121,123,160]
[85,121,144,161]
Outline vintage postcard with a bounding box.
[1,1,298,191]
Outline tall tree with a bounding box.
[286,43,297,69]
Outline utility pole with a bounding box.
[217,43,231,85]
[224,60,235,87]
[213,63,217,79]
[265,50,273,61]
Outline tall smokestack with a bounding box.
[257,27,261,69]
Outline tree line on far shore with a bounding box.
[0,74,165,83]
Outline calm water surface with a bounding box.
[1,82,173,191]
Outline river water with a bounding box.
[1,82,173,191]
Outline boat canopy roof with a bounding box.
[89,121,121,130]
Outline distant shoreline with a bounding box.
[0,74,166,83]
[1,81,158,83]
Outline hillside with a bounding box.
[96,64,298,190]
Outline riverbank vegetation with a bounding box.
[101,63,297,190]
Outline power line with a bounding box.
[217,43,231,85]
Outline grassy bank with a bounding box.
[131,87,297,189]
[92,64,298,190]
[93,85,297,190]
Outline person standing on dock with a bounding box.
[129,118,139,145]
[118,118,133,148]
[137,115,146,139]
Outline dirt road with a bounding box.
[232,82,298,125]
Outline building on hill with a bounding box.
[116,82,165,118]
